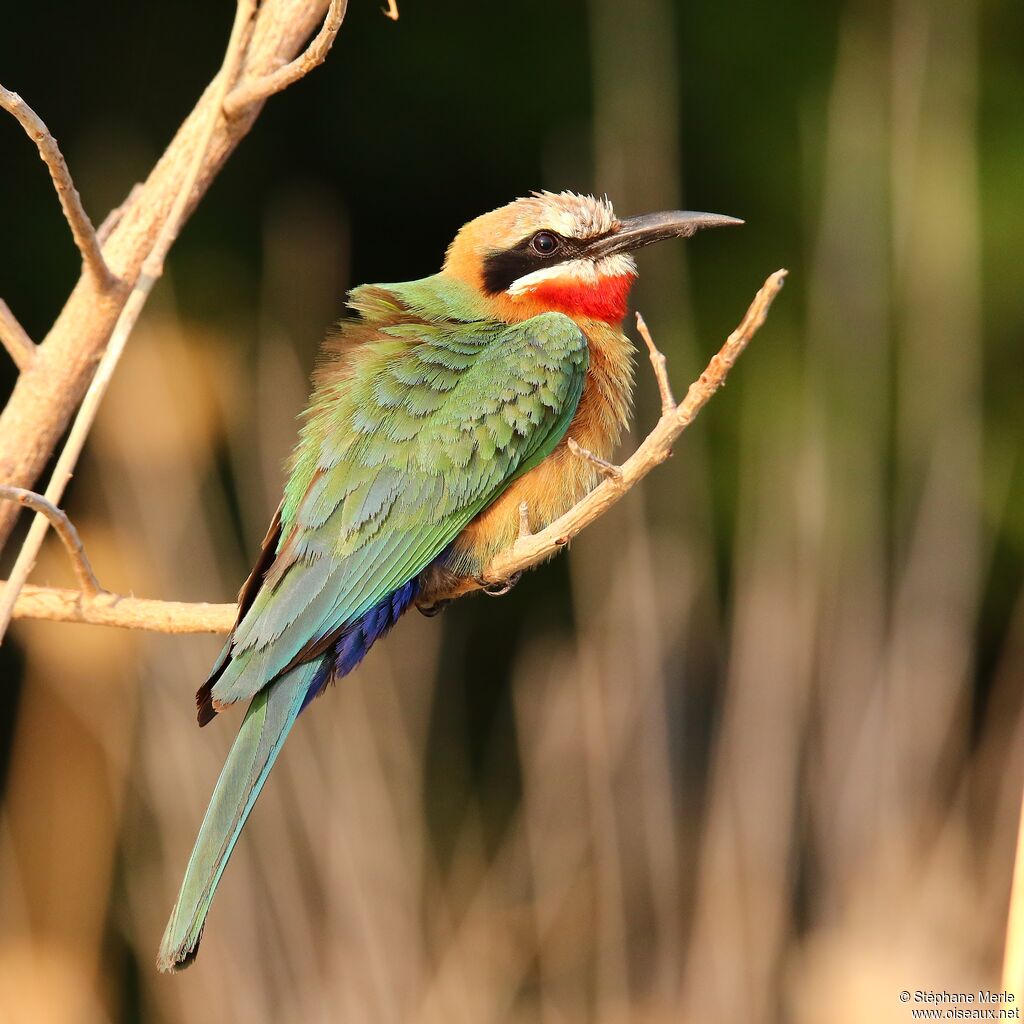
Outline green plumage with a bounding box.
[157,276,589,970]
[157,659,323,971]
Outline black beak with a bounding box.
[587,210,743,259]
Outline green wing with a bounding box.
[208,307,588,709]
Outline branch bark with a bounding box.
[0,487,102,596]
[635,311,675,414]
[0,300,35,372]
[8,584,236,634]
[0,0,342,552]
[224,0,347,116]
[0,86,117,289]
[3,270,787,635]
[0,0,259,641]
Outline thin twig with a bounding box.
[0,86,117,290]
[0,487,102,595]
[0,0,257,643]
[480,269,788,585]
[6,270,786,636]
[518,501,531,539]
[0,299,35,371]
[382,0,400,19]
[7,583,236,633]
[635,311,675,415]
[224,0,348,116]
[567,437,624,482]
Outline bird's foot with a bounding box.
[476,572,522,597]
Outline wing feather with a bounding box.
[206,306,587,712]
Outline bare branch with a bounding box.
[480,269,788,586]
[383,0,400,20]
[6,271,786,637]
[0,1,346,554]
[0,299,35,371]
[96,183,144,245]
[7,583,236,634]
[0,0,258,642]
[567,437,624,483]
[635,311,675,415]
[224,0,348,116]
[0,86,117,289]
[0,487,102,595]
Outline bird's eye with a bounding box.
[531,231,560,256]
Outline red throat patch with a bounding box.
[529,274,635,323]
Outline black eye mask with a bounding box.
[481,230,597,295]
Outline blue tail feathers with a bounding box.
[300,577,419,711]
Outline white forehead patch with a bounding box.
[523,191,618,239]
[507,254,636,296]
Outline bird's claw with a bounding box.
[477,572,522,597]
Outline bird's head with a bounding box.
[443,191,742,324]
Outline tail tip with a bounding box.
[156,926,203,973]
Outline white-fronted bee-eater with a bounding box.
[158,190,741,971]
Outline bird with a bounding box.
[157,190,740,971]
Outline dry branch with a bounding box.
[0,487,101,595]
[567,437,624,482]
[0,86,116,289]
[225,0,347,116]
[0,0,354,644]
[0,0,343,552]
[0,0,260,642]
[0,300,35,372]
[479,269,788,585]
[8,585,236,634]
[635,311,675,415]
[4,270,787,635]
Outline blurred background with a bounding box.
[1,1,1022,1021]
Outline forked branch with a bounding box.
[0,0,260,643]
[635,311,675,414]
[225,0,348,116]
[478,268,788,585]
[0,0,353,558]
[567,437,624,482]
[0,87,117,289]
[0,487,102,595]
[2,270,787,634]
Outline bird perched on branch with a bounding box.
[158,191,740,971]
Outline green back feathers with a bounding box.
[210,278,588,711]
[162,277,590,972]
